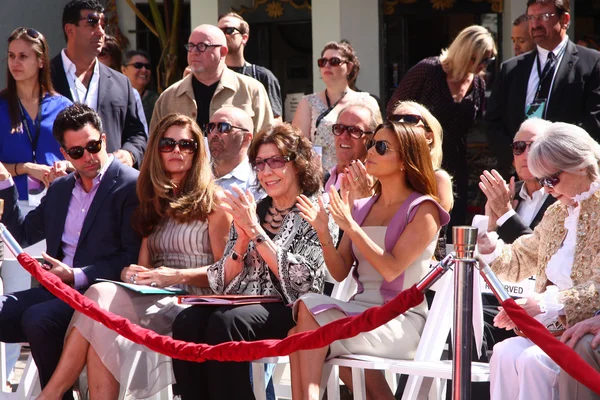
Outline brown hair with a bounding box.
[218,12,250,35]
[133,113,219,237]
[1,27,55,132]
[373,122,439,201]
[526,0,570,15]
[321,41,361,90]
[100,35,122,71]
[248,123,322,196]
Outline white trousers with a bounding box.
[490,336,560,400]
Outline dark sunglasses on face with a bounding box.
[99,47,108,57]
[158,138,198,153]
[253,156,292,172]
[331,124,372,139]
[317,57,346,68]
[126,62,151,70]
[221,27,241,35]
[78,12,107,29]
[511,140,534,155]
[366,139,400,156]
[537,172,562,188]
[474,56,496,66]
[203,122,249,136]
[64,139,103,160]
[184,42,222,53]
[388,114,431,131]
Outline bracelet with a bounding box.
[230,250,247,262]
[252,233,267,244]
[14,163,21,176]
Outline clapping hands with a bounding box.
[479,170,518,229]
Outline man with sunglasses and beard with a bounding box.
[151,24,273,137]
[486,0,600,178]
[50,0,147,169]
[0,104,140,400]
[218,12,282,120]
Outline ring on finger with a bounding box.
[129,273,138,283]
[150,282,157,288]
[353,176,359,182]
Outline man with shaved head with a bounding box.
[150,24,273,135]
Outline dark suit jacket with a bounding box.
[496,181,556,244]
[0,159,141,286]
[486,41,600,173]
[50,54,147,167]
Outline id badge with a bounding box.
[526,99,547,119]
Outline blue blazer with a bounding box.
[0,159,141,286]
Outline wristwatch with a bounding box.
[231,250,246,262]
[253,233,267,244]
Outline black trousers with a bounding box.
[0,287,75,400]
[172,302,296,400]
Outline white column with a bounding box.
[115,0,137,50]
[311,0,342,93]
[191,0,219,30]
[502,0,526,60]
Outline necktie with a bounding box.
[536,51,556,101]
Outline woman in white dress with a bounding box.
[291,121,450,400]
[37,113,232,400]
[292,41,379,171]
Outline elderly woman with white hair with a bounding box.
[478,122,600,400]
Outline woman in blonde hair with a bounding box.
[38,113,232,400]
[387,25,496,228]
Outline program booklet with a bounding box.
[96,279,187,295]
[178,294,282,306]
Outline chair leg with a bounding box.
[351,368,366,400]
[15,354,38,400]
[0,342,7,394]
[324,364,339,400]
[252,363,267,400]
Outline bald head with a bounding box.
[189,24,227,46]
[211,107,254,133]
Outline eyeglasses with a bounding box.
[126,62,151,70]
[472,56,496,66]
[366,139,400,156]
[99,47,108,57]
[511,141,534,155]
[317,57,346,68]
[537,171,562,188]
[221,27,241,35]
[331,124,372,139]
[525,13,557,23]
[77,12,107,30]
[388,114,431,131]
[203,122,249,136]
[64,139,103,160]
[253,156,292,172]
[184,42,222,53]
[20,28,44,51]
[158,138,198,154]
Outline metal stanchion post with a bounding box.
[452,226,478,400]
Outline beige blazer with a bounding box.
[491,190,600,326]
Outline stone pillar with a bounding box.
[502,0,526,60]
[191,0,219,30]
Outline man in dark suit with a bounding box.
[486,0,600,177]
[51,0,146,168]
[0,104,141,400]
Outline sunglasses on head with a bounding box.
[253,156,292,172]
[317,57,346,68]
[158,138,198,154]
[221,27,241,35]
[511,140,534,155]
[366,139,400,156]
[537,172,562,188]
[203,122,249,136]
[388,114,431,131]
[126,62,151,70]
[64,139,103,160]
[20,28,45,51]
[78,12,107,29]
[332,124,372,139]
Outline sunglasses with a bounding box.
[126,62,151,70]
[366,139,400,156]
[20,28,45,51]
[537,172,562,188]
[317,57,346,68]
[331,124,372,139]
[474,56,496,66]
[64,139,103,160]
[184,42,222,53]
[253,156,292,172]
[78,12,107,30]
[221,27,241,35]
[203,122,249,136]
[158,138,198,154]
[511,141,534,155]
[99,47,109,57]
[388,114,431,131]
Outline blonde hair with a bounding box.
[392,100,443,170]
[440,25,497,81]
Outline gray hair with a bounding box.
[516,118,553,138]
[528,122,600,181]
[337,103,383,132]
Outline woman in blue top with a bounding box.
[0,27,72,200]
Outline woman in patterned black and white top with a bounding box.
[171,123,339,400]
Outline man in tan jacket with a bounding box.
[150,24,273,135]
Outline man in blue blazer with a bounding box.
[0,104,141,400]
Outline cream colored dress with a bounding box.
[68,218,213,399]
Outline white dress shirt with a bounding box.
[61,49,100,110]
[497,184,549,227]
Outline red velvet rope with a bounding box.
[502,298,600,394]
[17,253,424,362]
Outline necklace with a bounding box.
[264,205,294,230]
